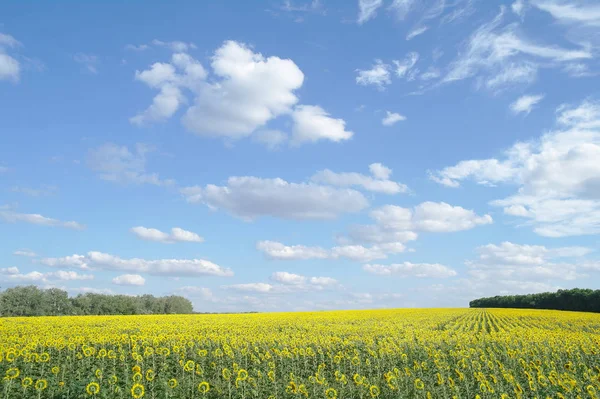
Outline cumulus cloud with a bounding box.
[271,271,306,285]
[432,99,600,237]
[40,252,233,277]
[311,163,408,194]
[13,249,37,257]
[382,111,407,126]
[257,240,405,262]
[357,0,384,24]
[363,262,457,278]
[0,208,84,230]
[339,202,491,257]
[356,59,391,89]
[223,271,339,295]
[257,241,329,260]
[0,267,93,283]
[182,41,304,138]
[112,274,145,286]
[131,40,350,147]
[130,226,204,243]
[290,105,353,145]
[466,241,595,282]
[510,94,545,115]
[181,176,368,221]
[87,143,174,186]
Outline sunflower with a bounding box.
[51,366,60,375]
[95,369,103,379]
[184,360,195,372]
[5,368,19,380]
[369,385,380,398]
[21,377,32,388]
[237,369,248,381]
[414,378,425,390]
[222,368,231,380]
[86,382,100,396]
[325,387,337,399]
[198,381,210,394]
[34,379,48,391]
[131,383,145,399]
[168,378,178,389]
[145,369,155,381]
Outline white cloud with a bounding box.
[311,163,408,194]
[309,276,338,286]
[485,62,538,91]
[73,53,99,74]
[444,7,591,89]
[183,41,304,139]
[406,26,429,40]
[257,240,404,262]
[466,241,594,282]
[369,163,392,180]
[181,176,368,221]
[87,143,173,186]
[0,208,84,230]
[433,99,600,237]
[0,53,20,82]
[13,249,37,257]
[512,0,525,16]
[130,226,204,243]
[253,130,288,150]
[341,202,491,256]
[382,111,406,126]
[356,59,391,89]
[151,39,196,52]
[125,44,150,51]
[223,272,339,296]
[420,68,441,81]
[290,105,353,145]
[363,262,457,278]
[271,271,306,284]
[429,158,519,187]
[0,33,21,82]
[531,0,600,26]
[357,0,384,24]
[257,241,330,260]
[0,267,93,283]
[393,52,419,79]
[40,251,233,277]
[389,0,416,20]
[132,41,350,147]
[510,94,545,115]
[112,274,146,286]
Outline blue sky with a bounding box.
[1,0,600,312]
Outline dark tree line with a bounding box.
[0,285,193,317]
[469,288,600,313]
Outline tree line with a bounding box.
[0,285,193,317]
[469,288,600,313]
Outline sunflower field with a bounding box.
[1,308,600,398]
